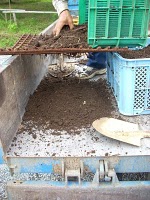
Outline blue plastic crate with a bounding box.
[107,48,150,116]
[68,0,79,6]
[68,0,79,15]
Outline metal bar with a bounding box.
[0,141,5,164]
[13,34,32,49]
[12,13,17,24]
[6,156,150,174]
[12,34,27,49]
[3,11,57,14]
[0,34,133,55]
[0,47,130,55]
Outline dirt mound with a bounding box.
[119,45,150,59]
[23,77,114,131]
[31,25,89,49]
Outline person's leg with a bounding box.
[79,52,107,79]
[86,52,106,69]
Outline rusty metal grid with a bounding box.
[0,34,131,55]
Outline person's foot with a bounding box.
[48,64,75,78]
[78,66,106,79]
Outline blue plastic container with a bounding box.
[68,0,79,6]
[68,0,79,15]
[107,48,150,116]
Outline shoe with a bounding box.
[48,64,61,77]
[78,66,106,79]
[48,63,75,78]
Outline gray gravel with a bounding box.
[0,164,11,200]
[0,164,64,200]
[1,164,149,200]
[0,164,95,200]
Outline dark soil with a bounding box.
[22,77,114,132]
[30,25,89,49]
[119,45,150,59]
[29,24,150,59]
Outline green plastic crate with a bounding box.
[79,0,150,25]
[79,0,89,24]
[88,0,150,47]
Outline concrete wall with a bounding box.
[0,21,57,158]
[0,54,50,155]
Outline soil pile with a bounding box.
[29,24,150,55]
[31,25,89,49]
[119,45,150,59]
[23,77,114,131]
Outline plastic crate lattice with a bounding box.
[107,52,150,115]
[79,0,150,47]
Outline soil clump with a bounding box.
[22,77,114,132]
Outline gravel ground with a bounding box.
[0,164,149,200]
[0,164,65,200]
[0,164,95,200]
[0,164,11,200]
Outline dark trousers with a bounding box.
[86,52,106,69]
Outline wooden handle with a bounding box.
[143,133,150,138]
[115,131,150,138]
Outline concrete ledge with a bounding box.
[0,21,56,155]
[0,55,49,154]
[7,181,150,200]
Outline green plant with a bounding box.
[0,0,57,47]
[8,23,18,31]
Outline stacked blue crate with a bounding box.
[68,0,79,16]
[106,39,150,116]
